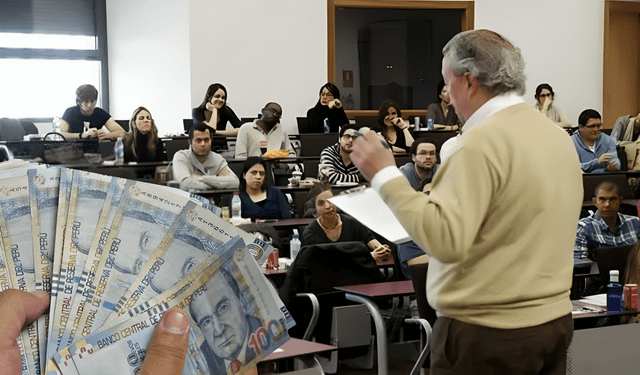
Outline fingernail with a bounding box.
[162,308,189,335]
[30,290,49,299]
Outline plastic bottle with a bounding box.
[290,229,301,262]
[114,137,124,164]
[607,270,624,312]
[426,118,434,131]
[52,116,61,133]
[231,192,241,219]
[323,118,330,133]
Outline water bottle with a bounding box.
[52,116,61,133]
[323,118,330,133]
[231,192,242,219]
[290,230,301,262]
[607,270,623,312]
[114,137,124,165]
[427,118,434,131]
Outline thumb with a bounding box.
[0,289,49,375]
[139,307,190,375]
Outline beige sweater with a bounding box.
[380,103,582,329]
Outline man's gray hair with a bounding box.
[442,29,526,96]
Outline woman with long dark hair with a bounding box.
[192,83,242,136]
[235,157,291,220]
[377,99,414,153]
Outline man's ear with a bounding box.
[411,155,416,162]
[592,197,597,206]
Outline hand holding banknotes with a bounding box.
[0,289,49,375]
[0,291,259,375]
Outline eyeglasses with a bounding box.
[341,134,357,141]
[584,123,603,129]
[538,93,552,98]
[320,92,334,98]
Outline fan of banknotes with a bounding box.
[0,161,292,375]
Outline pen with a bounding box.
[353,131,391,149]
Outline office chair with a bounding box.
[280,241,386,372]
[0,118,27,141]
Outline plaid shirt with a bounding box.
[574,211,640,259]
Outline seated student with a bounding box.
[611,113,640,144]
[319,124,365,184]
[533,83,570,127]
[172,123,239,191]
[302,183,391,262]
[571,109,620,173]
[192,83,242,137]
[235,102,296,159]
[123,106,165,163]
[378,99,414,153]
[235,157,292,220]
[59,84,125,140]
[426,79,461,128]
[399,137,440,191]
[574,181,640,260]
[306,82,349,133]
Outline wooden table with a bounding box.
[334,280,415,375]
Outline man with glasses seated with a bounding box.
[59,84,125,140]
[572,109,619,173]
[319,124,366,184]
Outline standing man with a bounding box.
[172,123,239,191]
[319,124,365,184]
[59,84,125,140]
[572,109,619,173]
[351,29,582,373]
[398,137,439,191]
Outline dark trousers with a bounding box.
[430,314,573,375]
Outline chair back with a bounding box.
[298,133,338,157]
[280,241,386,341]
[20,120,38,135]
[582,173,633,202]
[114,119,130,132]
[0,118,26,141]
[296,117,309,133]
[596,244,635,284]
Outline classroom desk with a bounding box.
[65,160,171,182]
[260,338,336,374]
[335,280,415,375]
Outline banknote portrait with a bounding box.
[189,266,262,375]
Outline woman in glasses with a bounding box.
[234,157,292,220]
[534,83,570,127]
[306,82,349,133]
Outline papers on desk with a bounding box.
[328,187,411,244]
[581,293,607,307]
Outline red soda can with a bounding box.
[623,284,638,311]
[265,248,279,270]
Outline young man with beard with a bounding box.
[398,137,439,191]
[319,124,366,184]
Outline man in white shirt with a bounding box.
[234,102,295,159]
[351,29,582,373]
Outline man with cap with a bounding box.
[59,84,125,140]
